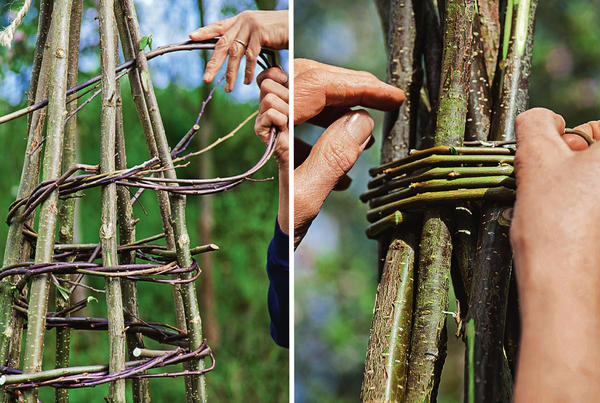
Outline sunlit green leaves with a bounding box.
[139,34,152,51]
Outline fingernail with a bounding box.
[361,135,373,149]
[345,112,373,144]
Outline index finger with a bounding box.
[294,58,376,78]
[294,68,405,124]
[189,16,236,41]
[321,70,405,110]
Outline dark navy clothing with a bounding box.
[266,220,289,348]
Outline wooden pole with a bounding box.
[21,1,74,402]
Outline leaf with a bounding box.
[56,284,71,302]
[87,296,98,304]
[449,146,458,155]
[141,70,149,92]
[139,34,153,51]
[394,210,401,225]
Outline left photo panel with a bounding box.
[0,1,289,402]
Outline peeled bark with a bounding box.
[361,236,416,401]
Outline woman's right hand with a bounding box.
[189,10,289,92]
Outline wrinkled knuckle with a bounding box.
[513,151,530,177]
[216,36,231,49]
[263,93,278,108]
[265,108,277,120]
[245,47,258,61]
[259,78,273,92]
[229,42,244,57]
[261,79,278,96]
[322,144,356,175]
[239,10,252,19]
[514,111,528,128]
[205,58,220,72]
[360,70,378,81]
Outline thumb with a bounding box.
[514,108,569,173]
[568,120,600,151]
[294,110,373,246]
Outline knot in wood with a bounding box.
[100,222,114,240]
[178,234,190,248]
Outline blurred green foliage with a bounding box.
[294,0,600,402]
[0,1,288,402]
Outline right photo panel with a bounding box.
[294,0,600,402]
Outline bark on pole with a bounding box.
[0,3,53,388]
[404,1,474,401]
[98,0,127,400]
[452,0,500,318]
[55,2,83,402]
[362,237,416,401]
[113,2,194,395]
[120,1,207,401]
[114,42,152,403]
[362,0,421,400]
[465,2,537,401]
[21,1,74,402]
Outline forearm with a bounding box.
[514,250,600,402]
[277,161,289,234]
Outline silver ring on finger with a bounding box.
[235,39,247,48]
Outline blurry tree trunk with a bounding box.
[196,0,220,348]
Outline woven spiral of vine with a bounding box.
[361,143,516,239]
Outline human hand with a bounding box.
[189,10,288,92]
[294,110,374,247]
[293,60,404,247]
[293,58,405,126]
[254,67,289,233]
[255,67,289,167]
[511,108,600,401]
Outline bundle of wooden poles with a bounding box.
[0,1,275,402]
[361,0,537,401]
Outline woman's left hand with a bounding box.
[254,67,289,233]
